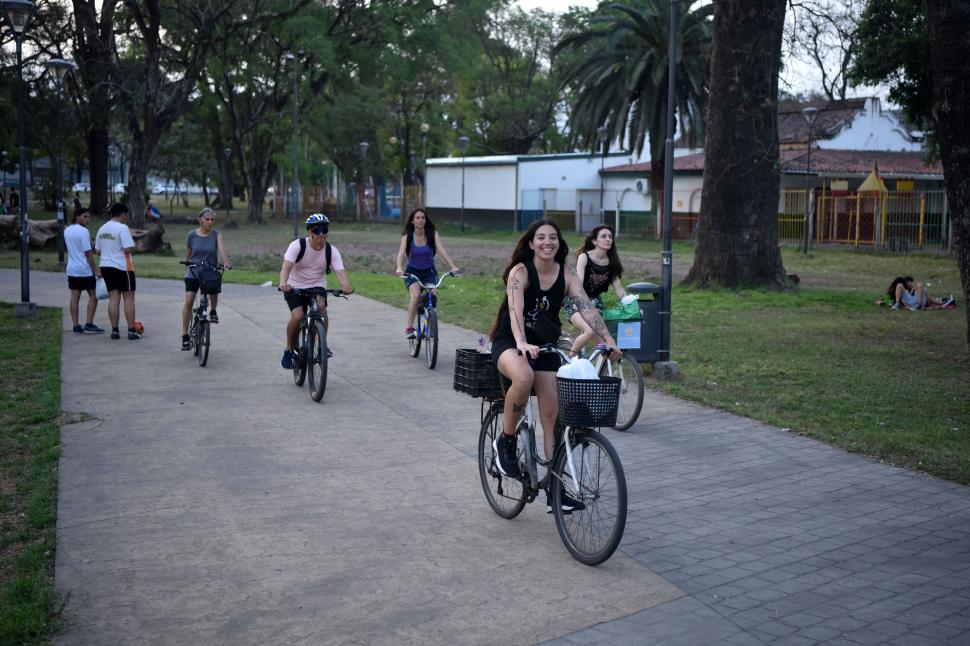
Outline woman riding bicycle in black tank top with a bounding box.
[487,219,620,482]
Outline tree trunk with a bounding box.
[126,145,151,229]
[87,125,110,215]
[924,0,970,348]
[684,0,790,288]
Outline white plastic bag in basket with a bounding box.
[621,294,637,305]
[556,357,598,379]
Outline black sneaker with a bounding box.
[492,432,521,479]
[110,329,120,340]
[546,488,586,514]
[181,335,192,351]
[73,324,84,334]
[128,330,142,340]
[325,348,333,358]
[209,310,218,324]
[83,323,105,334]
[281,350,293,369]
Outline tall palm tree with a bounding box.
[555,0,712,199]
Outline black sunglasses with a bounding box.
[310,226,329,235]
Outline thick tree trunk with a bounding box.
[87,125,110,215]
[685,0,790,288]
[126,145,151,229]
[924,0,970,348]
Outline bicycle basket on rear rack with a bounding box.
[453,349,502,398]
[556,377,621,427]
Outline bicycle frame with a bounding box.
[401,270,456,313]
[512,346,585,500]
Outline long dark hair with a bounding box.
[577,224,623,281]
[887,276,914,303]
[403,208,436,255]
[488,219,569,337]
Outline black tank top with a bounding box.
[495,260,565,344]
[583,253,613,298]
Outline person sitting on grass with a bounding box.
[888,276,955,310]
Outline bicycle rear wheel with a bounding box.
[598,352,644,431]
[196,320,210,367]
[293,325,307,386]
[552,429,627,565]
[478,406,526,519]
[307,320,328,402]
[425,308,438,369]
[409,307,423,357]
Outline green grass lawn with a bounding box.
[0,304,62,643]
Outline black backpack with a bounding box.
[295,238,331,274]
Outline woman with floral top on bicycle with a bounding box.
[181,208,231,350]
[564,224,627,356]
[488,219,619,504]
[394,208,460,339]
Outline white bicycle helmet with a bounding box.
[305,213,330,229]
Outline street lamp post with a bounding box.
[597,125,608,219]
[457,135,469,233]
[2,0,38,315]
[46,58,75,269]
[286,52,302,239]
[358,141,369,220]
[659,0,680,366]
[801,107,819,256]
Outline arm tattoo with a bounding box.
[575,291,612,344]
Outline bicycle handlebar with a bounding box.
[180,261,229,271]
[399,270,459,289]
[278,287,348,299]
[519,342,617,359]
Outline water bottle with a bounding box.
[477,335,490,353]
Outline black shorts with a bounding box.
[184,277,222,295]
[490,337,561,373]
[101,267,136,292]
[284,290,327,312]
[68,275,96,291]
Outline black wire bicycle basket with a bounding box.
[556,376,621,427]
[453,349,502,398]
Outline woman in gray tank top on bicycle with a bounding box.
[394,208,460,339]
[181,208,231,350]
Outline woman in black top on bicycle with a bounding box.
[564,224,627,356]
[489,219,619,481]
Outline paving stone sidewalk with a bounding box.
[2,269,968,645]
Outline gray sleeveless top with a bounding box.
[185,229,219,278]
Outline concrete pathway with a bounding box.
[2,268,968,645]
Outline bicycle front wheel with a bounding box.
[307,321,328,402]
[409,308,423,358]
[425,308,438,369]
[598,352,644,431]
[293,325,307,386]
[196,320,210,367]
[478,406,526,519]
[552,429,627,565]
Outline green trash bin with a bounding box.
[605,282,660,363]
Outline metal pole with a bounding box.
[55,78,66,266]
[457,135,469,232]
[803,128,812,255]
[292,59,300,239]
[16,38,31,306]
[659,0,678,362]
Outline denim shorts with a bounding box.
[404,265,438,289]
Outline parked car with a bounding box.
[152,182,176,194]
[113,183,126,194]
[71,182,90,193]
